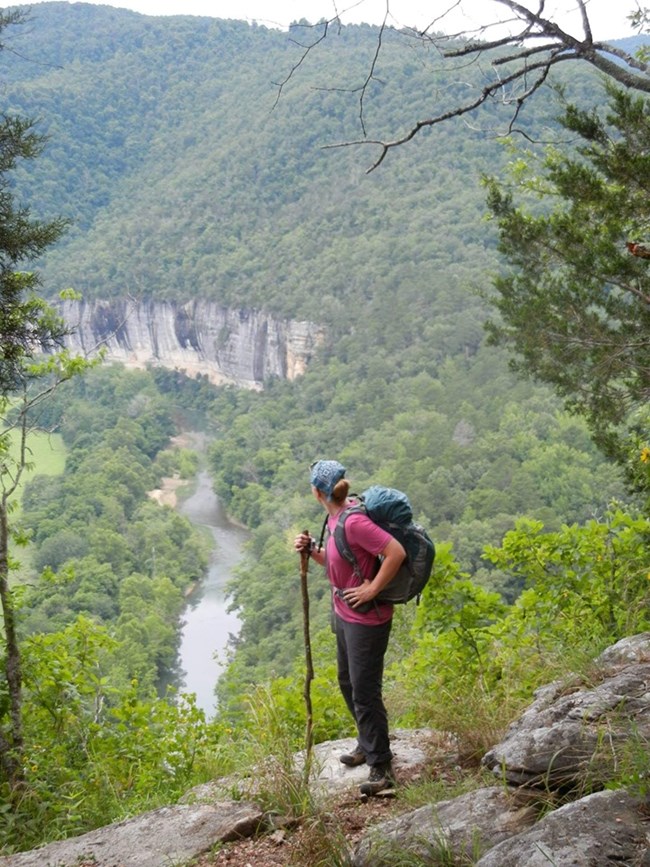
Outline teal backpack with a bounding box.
[322,485,435,605]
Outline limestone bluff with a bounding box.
[57,298,323,390]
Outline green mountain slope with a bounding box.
[4,4,520,318]
[4,4,638,325]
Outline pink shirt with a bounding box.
[326,507,394,625]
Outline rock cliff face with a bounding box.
[58,299,323,390]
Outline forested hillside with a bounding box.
[3,3,592,314]
[1,3,648,855]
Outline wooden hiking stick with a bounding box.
[300,531,314,780]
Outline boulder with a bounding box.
[475,789,650,866]
[482,636,650,789]
[354,635,650,865]
[0,801,264,867]
[597,632,650,667]
[352,786,539,866]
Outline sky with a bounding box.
[7,0,639,39]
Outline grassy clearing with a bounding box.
[6,430,66,513]
[6,430,66,581]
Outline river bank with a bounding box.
[147,432,195,509]
[149,431,247,717]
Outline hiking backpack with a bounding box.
[326,485,435,604]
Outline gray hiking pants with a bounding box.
[335,613,393,767]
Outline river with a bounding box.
[176,467,247,718]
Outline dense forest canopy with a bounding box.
[0,3,609,314]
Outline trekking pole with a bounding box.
[300,530,314,785]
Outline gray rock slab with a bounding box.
[186,727,447,805]
[475,789,650,866]
[482,660,650,788]
[0,800,264,867]
[352,785,539,866]
[597,632,650,668]
[307,727,447,798]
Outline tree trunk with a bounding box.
[0,498,24,790]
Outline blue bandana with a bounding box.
[310,460,346,499]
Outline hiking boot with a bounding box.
[359,762,395,796]
[340,744,366,767]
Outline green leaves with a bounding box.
[383,509,650,761]
[0,615,221,851]
[486,85,650,460]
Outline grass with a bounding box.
[4,429,66,580]
[5,429,66,514]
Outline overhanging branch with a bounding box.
[279,0,650,170]
[325,50,575,171]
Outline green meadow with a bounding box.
[7,430,66,511]
[6,431,66,581]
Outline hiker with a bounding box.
[294,459,406,796]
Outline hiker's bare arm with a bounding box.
[342,538,406,608]
[294,532,326,567]
[309,547,326,566]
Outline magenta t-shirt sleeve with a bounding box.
[345,513,393,559]
[326,512,394,625]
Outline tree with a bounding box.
[286,1,650,170]
[483,84,650,460]
[0,9,89,793]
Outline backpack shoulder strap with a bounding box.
[333,503,367,579]
[316,496,365,553]
[317,513,329,552]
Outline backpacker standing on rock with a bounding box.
[294,460,406,796]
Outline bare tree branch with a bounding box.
[325,49,576,171]
[280,0,650,170]
[271,18,335,110]
[356,3,389,137]
[578,0,593,42]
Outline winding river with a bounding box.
[176,467,247,718]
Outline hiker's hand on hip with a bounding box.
[342,580,374,607]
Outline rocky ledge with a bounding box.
[2,635,650,866]
[354,632,650,865]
